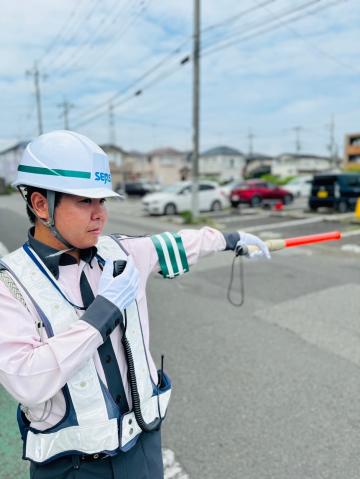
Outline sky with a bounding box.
[0,0,359,157]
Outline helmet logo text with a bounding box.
[95,172,112,184]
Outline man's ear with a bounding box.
[30,192,49,222]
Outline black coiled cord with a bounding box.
[121,312,162,433]
[227,252,245,307]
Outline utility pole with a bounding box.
[326,114,336,167]
[191,0,200,221]
[26,62,45,135]
[248,128,254,156]
[292,126,303,153]
[108,101,116,145]
[58,98,75,130]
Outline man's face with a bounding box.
[54,194,108,249]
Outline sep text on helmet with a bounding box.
[95,172,112,184]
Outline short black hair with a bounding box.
[25,187,62,224]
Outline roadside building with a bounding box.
[0,141,28,185]
[146,147,188,185]
[272,153,335,178]
[244,153,274,178]
[100,144,127,167]
[199,146,245,182]
[344,132,360,167]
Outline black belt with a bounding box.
[79,453,109,462]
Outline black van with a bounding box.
[309,173,360,212]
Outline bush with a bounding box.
[260,174,295,186]
[342,164,360,173]
[180,210,217,226]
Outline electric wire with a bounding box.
[68,0,152,90]
[256,0,359,73]
[36,0,89,67]
[43,0,103,72]
[71,1,281,126]
[73,0,339,128]
[51,0,140,77]
[202,0,347,57]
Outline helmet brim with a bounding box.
[14,182,124,199]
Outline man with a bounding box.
[0,130,270,478]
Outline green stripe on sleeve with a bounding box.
[150,235,169,278]
[18,165,91,179]
[173,233,189,273]
[160,233,180,276]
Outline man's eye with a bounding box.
[80,198,91,204]
[100,198,107,204]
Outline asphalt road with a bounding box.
[1,194,360,478]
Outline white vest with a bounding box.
[0,235,171,463]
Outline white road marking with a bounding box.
[163,448,190,479]
[341,229,360,238]
[244,216,324,233]
[0,242,9,257]
[341,244,360,254]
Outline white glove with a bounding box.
[98,256,139,310]
[236,232,271,259]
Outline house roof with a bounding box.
[99,143,127,154]
[201,146,243,156]
[278,153,331,160]
[0,140,29,155]
[147,147,185,156]
[246,153,274,162]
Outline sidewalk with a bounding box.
[0,389,28,478]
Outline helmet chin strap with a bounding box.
[19,187,75,253]
[45,191,75,252]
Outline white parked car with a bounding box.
[142,181,229,215]
[285,176,312,197]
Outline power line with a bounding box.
[202,0,326,57]
[73,0,344,129]
[68,0,151,89]
[71,2,279,126]
[51,0,138,77]
[252,0,356,73]
[37,0,88,67]
[43,0,103,72]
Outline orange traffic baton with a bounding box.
[236,231,342,256]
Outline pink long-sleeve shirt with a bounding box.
[0,227,227,431]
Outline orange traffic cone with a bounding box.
[274,201,284,212]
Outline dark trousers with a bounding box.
[29,430,163,479]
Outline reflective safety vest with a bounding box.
[0,235,171,464]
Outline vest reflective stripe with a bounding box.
[0,235,171,463]
[150,232,189,278]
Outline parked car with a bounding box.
[230,180,293,207]
[219,179,243,199]
[308,173,360,213]
[115,180,161,197]
[142,180,229,215]
[284,176,312,197]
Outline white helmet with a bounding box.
[13,130,120,198]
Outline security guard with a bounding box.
[0,130,270,478]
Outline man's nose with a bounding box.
[91,201,105,218]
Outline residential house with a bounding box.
[272,153,336,178]
[146,148,188,185]
[199,146,245,181]
[0,141,28,185]
[244,153,274,178]
[344,132,360,167]
[100,144,127,167]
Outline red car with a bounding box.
[230,180,293,207]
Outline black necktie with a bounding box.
[80,270,129,413]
